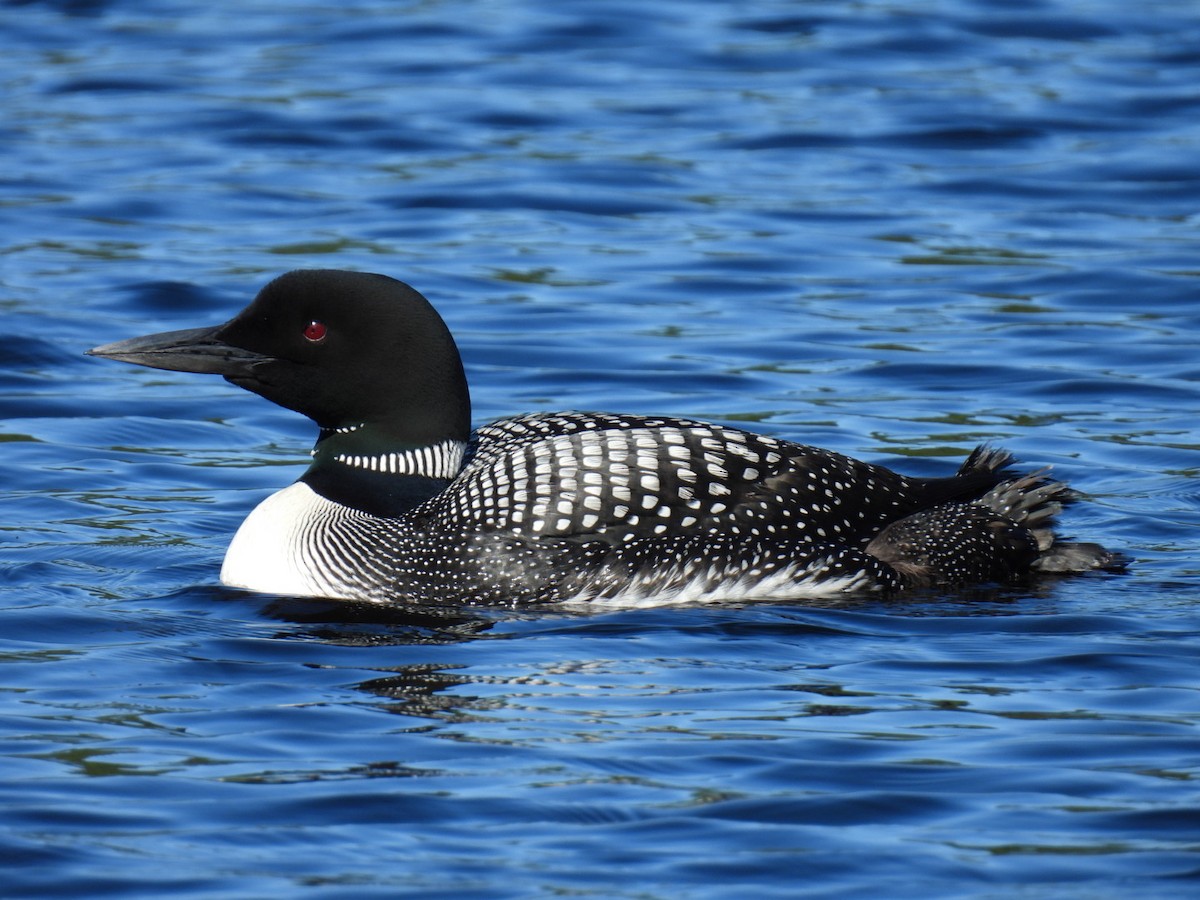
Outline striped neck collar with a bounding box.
[303,427,468,516]
[325,437,466,480]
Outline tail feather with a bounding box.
[867,446,1123,587]
[975,468,1065,551]
[956,444,1016,479]
[974,469,1122,573]
[908,443,1017,511]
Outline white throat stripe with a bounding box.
[334,439,466,479]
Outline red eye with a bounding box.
[303,320,328,343]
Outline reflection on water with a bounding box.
[256,594,500,645]
[3,0,1200,896]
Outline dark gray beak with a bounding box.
[87,325,272,376]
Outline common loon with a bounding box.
[88,269,1117,607]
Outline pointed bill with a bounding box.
[87,325,273,376]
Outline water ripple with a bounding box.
[2,0,1200,897]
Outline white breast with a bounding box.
[220,482,348,599]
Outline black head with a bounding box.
[88,270,471,445]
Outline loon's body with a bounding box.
[89,270,1117,607]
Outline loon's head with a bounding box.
[88,270,471,446]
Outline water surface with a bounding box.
[2,1,1199,897]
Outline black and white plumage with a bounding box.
[88,270,1119,607]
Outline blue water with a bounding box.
[3,0,1200,896]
